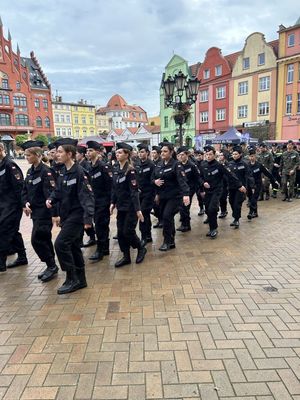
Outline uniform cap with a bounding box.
[287,139,294,144]
[86,140,102,150]
[116,142,133,151]
[204,145,215,152]
[54,138,78,148]
[137,143,149,152]
[259,142,267,147]
[248,148,256,155]
[233,145,242,154]
[20,140,44,150]
[152,146,161,153]
[76,145,87,155]
[177,146,189,154]
[159,141,172,147]
[48,143,56,150]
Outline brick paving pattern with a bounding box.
[0,161,300,399]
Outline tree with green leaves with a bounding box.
[15,134,29,147]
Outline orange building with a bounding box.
[0,18,54,139]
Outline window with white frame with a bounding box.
[216,86,226,99]
[258,102,269,116]
[62,128,66,136]
[60,115,65,123]
[297,93,300,113]
[238,81,248,95]
[243,57,250,70]
[286,94,292,114]
[238,105,248,118]
[56,128,61,136]
[259,76,270,91]
[68,128,72,136]
[82,116,86,124]
[55,114,59,123]
[200,90,208,102]
[74,115,78,124]
[215,65,222,76]
[287,64,294,83]
[204,69,210,79]
[288,33,295,47]
[216,108,226,121]
[89,116,94,124]
[200,111,208,123]
[66,115,70,123]
[258,53,265,66]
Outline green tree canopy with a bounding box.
[34,134,49,146]
[15,134,29,147]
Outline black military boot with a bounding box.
[203,218,209,224]
[258,193,264,201]
[210,229,218,239]
[40,259,59,282]
[57,269,81,295]
[115,251,131,268]
[218,211,228,219]
[7,251,28,269]
[230,219,239,228]
[0,254,7,272]
[76,268,87,289]
[136,244,147,264]
[271,190,277,198]
[89,244,104,261]
[198,208,205,216]
[176,225,190,232]
[82,238,96,247]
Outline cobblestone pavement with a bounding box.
[1,160,300,399]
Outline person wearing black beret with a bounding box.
[46,138,95,294]
[136,143,155,246]
[0,142,27,272]
[86,140,113,261]
[150,146,163,228]
[257,142,274,200]
[227,146,254,228]
[48,141,65,178]
[110,142,147,267]
[21,141,58,282]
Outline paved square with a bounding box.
[1,166,300,399]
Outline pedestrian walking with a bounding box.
[280,140,300,202]
[110,142,147,267]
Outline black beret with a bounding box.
[159,141,172,147]
[248,148,256,155]
[287,139,294,144]
[259,142,267,147]
[177,146,189,154]
[152,146,161,153]
[159,142,174,150]
[204,145,215,152]
[54,138,78,148]
[48,143,56,150]
[86,140,102,151]
[20,140,44,150]
[233,145,242,154]
[137,143,149,152]
[116,142,133,151]
[76,145,87,154]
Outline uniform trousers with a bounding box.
[159,197,181,244]
[31,218,55,263]
[55,220,84,272]
[179,193,194,227]
[139,195,154,240]
[117,209,141,253]
[196,191,204,211]
[248,185,260,214]
[219,186,228,213]
[228,189,245,220]
[0,206,25,257]
[94,206,110,249]
[281,173,296,196]
[204,189,222,231]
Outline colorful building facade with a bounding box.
[71,101,96,139]
[276,18,300,140]
[160,55,196,146]
[0,19,53,139]
[52,96,72,137]
[231,33,278,139]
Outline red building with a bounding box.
[0,19,54,139]
[194,47,240,137]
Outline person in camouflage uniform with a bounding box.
[257,143,274,200]
[280,140,300,202]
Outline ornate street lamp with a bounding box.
[162,70,200,146]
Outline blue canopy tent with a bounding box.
[209,127,247,144]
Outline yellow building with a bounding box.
[231,33,278,138]
[52,97,73,137]
[148,115,160,126]
[71,100,96,139]
[95,110,111,135]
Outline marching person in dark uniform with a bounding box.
[136,144,155,246]
[0,143,28,272]
[151,145,163,228]
[76,145,96,247]
[247,148,277,219]
[194,150,205,216]
[152,142,190,251]
[46,138,95,294]
[200,146,243,238]
[21,140,58,282]
[280,140,300,202]
[271,144,282,198]
[48,143,64,178]
[110,142,147,267]
[257,143,274,200]
[86,140,112,262]
[176,146,202,232]
[217,151,229,219]
[227,145,253,228]
[295,142,300,199]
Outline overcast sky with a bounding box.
[1,0,299,116]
